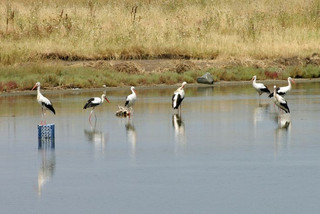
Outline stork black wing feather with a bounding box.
[83,98,95,109]
[173,94,184,109]
[280,102,290,113]
[260,87,270,94]
[44,103,56,114]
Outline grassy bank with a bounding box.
[1,0,320,91]
[1,0,320,64]
[1,62,319,92]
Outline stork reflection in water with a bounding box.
[274,124,291,158]
[253,103,270,126]
[84,120,107,152]
[125,119,137,159]
[37,148,56,196]
[172,114,186,154]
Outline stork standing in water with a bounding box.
[172,82,187,115]
[251,76,270,97]
[32,82,56,125]
[273,85,290,113]
[83,94,110,123]
[124,86,137,110]
[268,77,295,98]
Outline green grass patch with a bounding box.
[0,63,320,92]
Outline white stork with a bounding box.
[268,77,295,98]
[32,82,55,125]
[251,75,270,97]
[125,86,137,108]
[273,85,290,113]
[83,94,110,123]
[172,81,187,114]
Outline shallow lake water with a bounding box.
[1,82,320,214]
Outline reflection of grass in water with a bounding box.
[1,63,320,91]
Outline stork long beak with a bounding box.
[291,79,295,84]
[32,84,37,90]
[105,97,110,103]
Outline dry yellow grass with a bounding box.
[1,0,320,64]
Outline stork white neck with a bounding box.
[101,94,106,103]
[32,82,42,98]
[179,82,187,90]
[252,76,257,83]
[287,77,293,88]
[131,87,136,94]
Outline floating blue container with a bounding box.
[38,124,55,149]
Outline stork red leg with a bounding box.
[43,111,47,125]
[40,107,44,125]
[89,110,94,123]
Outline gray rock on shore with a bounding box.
[197,72,214,84]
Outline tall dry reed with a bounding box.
[1,0,320,64]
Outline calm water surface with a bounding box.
[1,82,320,214]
